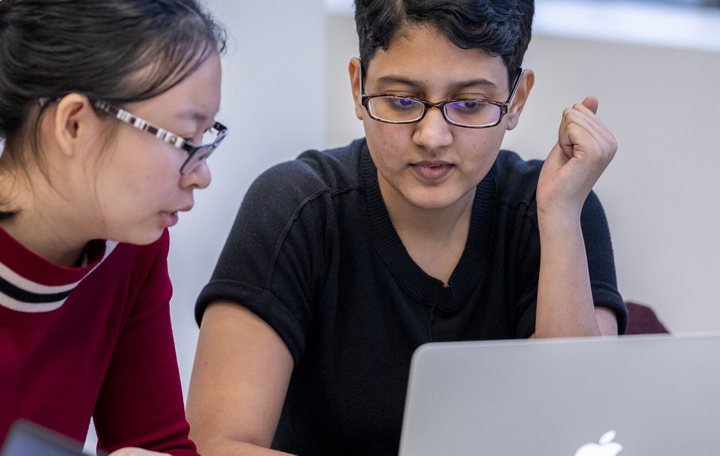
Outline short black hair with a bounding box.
[354,0,533,85]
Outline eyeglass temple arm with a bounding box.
[359,62,366,96]
[507,68,525,106]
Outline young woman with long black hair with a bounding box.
[0,1,226,454]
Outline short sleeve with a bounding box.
[196,160,333,364]
[580,191,627,333]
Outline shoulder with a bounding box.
[294,138,366,191]
[489,151,608,220]
[238,139,367,231]
[491,150,544,208]
[249,138,365,200]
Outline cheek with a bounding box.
[94,139,179,211]
[453,132,504,184]
[364,119,412,171]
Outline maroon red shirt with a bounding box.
[0,227,198,455]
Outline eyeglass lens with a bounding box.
[180,126,225,174]
[181,144,216,174]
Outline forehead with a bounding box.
[365,25,509,92]
[129,53,222,123]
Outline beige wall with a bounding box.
[168,0,327,398]
[326,13,720,334]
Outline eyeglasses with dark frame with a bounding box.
[93,100,228,175]
[360,68,525,129]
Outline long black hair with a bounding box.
[0,0,225,218]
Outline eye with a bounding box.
[184,130,208,146]
[450,100,489,113]
[384,97,419,111]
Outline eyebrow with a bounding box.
[176,109,211,123]
[375,75,499,91]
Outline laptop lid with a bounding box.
[398,334,720,456]
[1,420,89,456]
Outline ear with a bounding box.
[349,57,364,121]
[505,69,535,131]
[53,94,102,158]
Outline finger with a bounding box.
[559,122,596,159]
[561,106,611,147]
[561,120,617,169]
[558,109,596,158]
[581,96,598,114]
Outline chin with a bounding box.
[405,187,474,211]
[107,226,165,246]
[408,196,463,211]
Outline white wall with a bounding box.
[167,0,326,398]
[325,7,720,334]
[506,36,720,334]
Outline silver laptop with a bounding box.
[398,334,720,456]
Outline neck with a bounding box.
[379,175,475,243]
[378,173,475,285]
[0,170,91,268]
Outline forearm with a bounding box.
[535,209,600,338]
[533,96,619,338]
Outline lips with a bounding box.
[159,204,193,227]
[161,211,179,227]
[410,160,454,180]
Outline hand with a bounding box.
[108,448,168,456]
[536,96,617,218]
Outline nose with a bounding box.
[181,159,212,190]
[413,106,453,151]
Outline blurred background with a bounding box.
[163,0,720,401]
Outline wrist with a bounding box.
[536,201,582,231]
[537,212,583,244]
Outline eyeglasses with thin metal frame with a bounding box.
[360,68,525,129]
[93,100,228,175]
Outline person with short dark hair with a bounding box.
[187,1,626,455]
[0,1,227,455]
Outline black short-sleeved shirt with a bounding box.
[196,138,626,456]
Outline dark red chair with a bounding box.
[624,301,670,335]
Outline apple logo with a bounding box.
[574,430,623,456]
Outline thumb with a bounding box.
[548,139,573,163]
[581,96,598,114]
